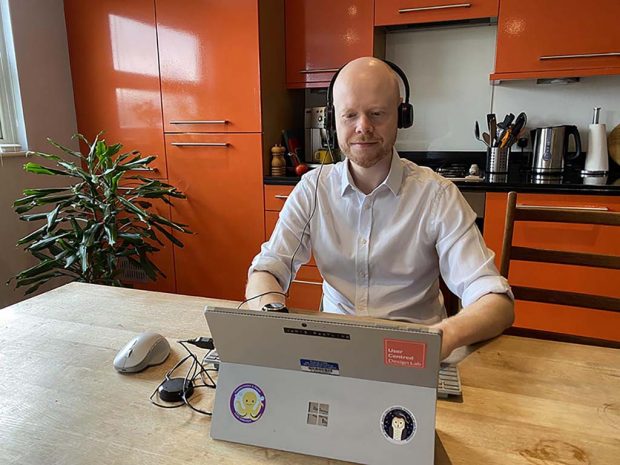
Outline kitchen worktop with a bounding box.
[265,152,620,195]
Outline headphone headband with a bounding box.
[325,59,414,131]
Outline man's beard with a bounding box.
[345,143,391,168]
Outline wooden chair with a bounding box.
[499,191,620,347]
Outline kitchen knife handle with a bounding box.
[169,120,228,124]
[540,52,620,60]
[299,68,340,74]
[399,3,471,13]
[171,142,229,147]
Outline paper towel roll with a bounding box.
[584,123,609,174]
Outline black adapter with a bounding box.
[158,377,194,403]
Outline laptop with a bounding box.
[204,307,442,465]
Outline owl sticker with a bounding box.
[230,383,266,423]
[380,407,416,444]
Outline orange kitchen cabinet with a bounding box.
[375,0,498,27]
[484,192,620,342]
[288,265,323,312]
[166,133,264,300]
[64,0,168,178]
[285,0,379,88]
[156,0,262,133]
[492,0,620,81]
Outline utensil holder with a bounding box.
[487,147,509,174]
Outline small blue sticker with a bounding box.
[300,359,340,376]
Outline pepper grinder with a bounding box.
[270,144,286,176]
[583,107,609,175]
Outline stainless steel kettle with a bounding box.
[531,125,582,174]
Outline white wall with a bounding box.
[387,24,620,152]
[0,0,77,309]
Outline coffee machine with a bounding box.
[304,106,336,164]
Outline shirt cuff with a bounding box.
[460,275,514,308]
[248,256,293,292]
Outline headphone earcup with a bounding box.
[325,104,336,132]
[398,102,414,129]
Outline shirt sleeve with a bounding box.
[431,182,513,307]
[248,174,316,292]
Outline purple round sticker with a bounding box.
[230,383,266,423]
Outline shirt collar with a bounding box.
[339,149,403,197]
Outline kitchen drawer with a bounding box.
[288,265,323,312]
[265,184,294,212]
[375,0,498,27]
[484,192,620,341]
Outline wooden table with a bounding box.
[1,283,618,465]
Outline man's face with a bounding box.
[333,72,399,169]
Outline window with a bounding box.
[0,2,19,147]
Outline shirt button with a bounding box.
[365,204,371,210]
[360,238,367,245]
[359,271,366,278]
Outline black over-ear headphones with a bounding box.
[325,59,414,132]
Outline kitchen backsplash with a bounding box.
[386,24,620,152]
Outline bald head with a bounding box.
[332,57,401,111]
[331,57,402,170]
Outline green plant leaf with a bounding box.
[46,205,60,232]
[23,162,71,176]
[152,223,185,247]
[47,138,83,158]
[22,187,71,196]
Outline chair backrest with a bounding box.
[500,191,620,315]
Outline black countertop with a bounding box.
[264,151,620,196]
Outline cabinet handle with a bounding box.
[399,3,471,13]
[299,68,339,74]
[274,195,289,200]
[517,204,609,212]
[169,120,228,124]
[171,142,229,147]
[292,279,322,286]
[540,52,620,61]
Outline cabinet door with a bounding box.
[285,0,376,88]
[375,0,498,27]
[156,0,261,133]
[167,133,264,300]
[484,192,620,342]
[64,0,167,178]
[493,0,620,80]
[288,265,323,312]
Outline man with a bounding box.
[246,57,514,358]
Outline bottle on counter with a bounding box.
[270,144,286,176]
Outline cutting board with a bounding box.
[609,123,620,166]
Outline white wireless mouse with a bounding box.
[113,332,171,373]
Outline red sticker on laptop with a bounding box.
[384,339,426,369]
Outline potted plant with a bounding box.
[10,133,191,294]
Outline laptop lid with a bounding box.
[205,307,442,465]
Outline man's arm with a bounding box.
[432,293,514,359]
[245,271,286,310]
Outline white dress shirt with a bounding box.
[250,151,511,324]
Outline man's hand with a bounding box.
[431,293,514,360]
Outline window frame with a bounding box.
[0,3,18,146]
